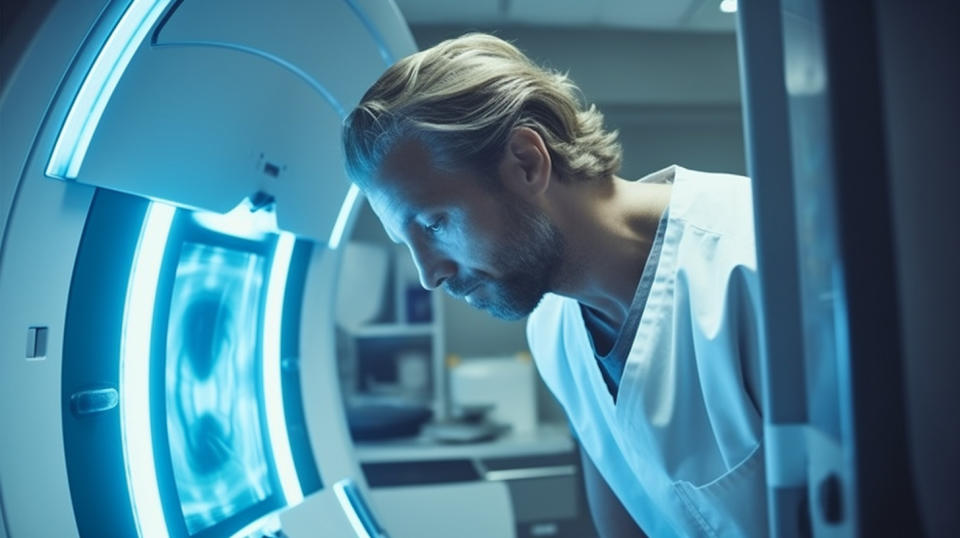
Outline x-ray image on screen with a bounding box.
[165,242,272,535]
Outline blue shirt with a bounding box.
[580,209,670,400]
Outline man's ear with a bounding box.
[499,126,552,198]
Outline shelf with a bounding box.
[346,323,437,338]
[354,423,575,463]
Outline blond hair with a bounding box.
[342,33,621,185]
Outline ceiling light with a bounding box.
[720,0,738,13]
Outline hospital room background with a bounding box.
[0,1,956,537]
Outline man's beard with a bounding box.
[445,199,564,320]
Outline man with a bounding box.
[342,33,767,537]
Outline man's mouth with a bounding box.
[451,282,481,301]
[464,288,479,305]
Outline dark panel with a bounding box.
[481,452,576,472]
[362,459,480,487]
[873,2,960,535]
[816,2,921,534]
[62,189,146,537]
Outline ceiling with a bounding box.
[393,0,737,32]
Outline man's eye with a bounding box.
[425,217,443,234]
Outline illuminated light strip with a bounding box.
[120,201,175,538]
[333,480,375,538]
[46,0,172,180]
[334,0,398,250]
[263,232,303,506]
[329,183,361,250]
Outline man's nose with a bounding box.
[408,242,455,290]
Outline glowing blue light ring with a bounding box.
[334,0,403,251]
[46,0,172,180]
[329,183,361,250]
[120,201,174,538]
[263,232,303,506]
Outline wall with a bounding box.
[411,25,746,174]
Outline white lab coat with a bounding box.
[527,166,767,537]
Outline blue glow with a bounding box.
[263,232,303,506]
[329,184,361,250]
[333,479,375,538]
[46,0,171,180]
[121,201,174,538]
[165,243,272,534]
[192,199,278,241]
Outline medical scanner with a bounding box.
[0,0,416,535]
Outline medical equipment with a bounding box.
[0,0,415,535]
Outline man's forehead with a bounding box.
[378,136,433,178]
[361,136,492,243]
[362,141,431,243]
[361,184,405,244]
[366,137,441,203]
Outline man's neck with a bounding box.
[548,174,672,326]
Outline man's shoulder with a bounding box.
[672,166,755,239]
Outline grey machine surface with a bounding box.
[0,0,415,536]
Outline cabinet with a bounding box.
[336,241,447,421]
